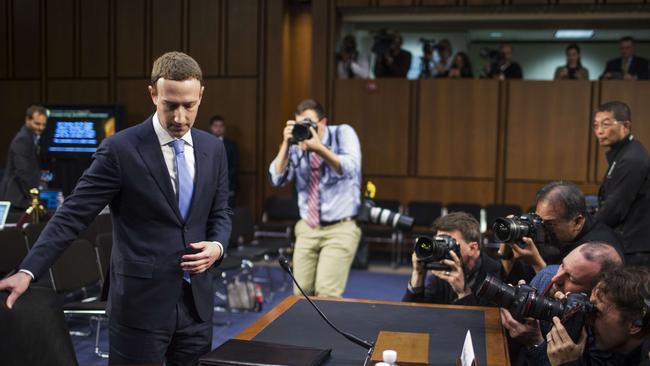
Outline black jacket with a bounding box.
[0,126,41,209]
[222,137,240,193]
[402,251,501,306]
[596,135,650,254]
[601,56,650,80]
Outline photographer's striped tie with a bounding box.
[307,153,321,228]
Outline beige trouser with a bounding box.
[292,219,361,298]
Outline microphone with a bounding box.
[278,256,375,350]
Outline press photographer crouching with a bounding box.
[497,243,623,366]
[546,266,650,366]
[403,212,501,306]
[500,181,622,284]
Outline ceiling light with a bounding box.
[554,30,594,39]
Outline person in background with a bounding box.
[208,115,240,208]
[601,36,649,80]
[448,52,474,79]
[554,43,590,80]
[336,34,370,79]
[493,43,523,80]
[374,31,412,78]
[433,39,454,78]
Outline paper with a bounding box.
[460,330,476,366]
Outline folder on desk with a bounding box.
[199,339,331,366]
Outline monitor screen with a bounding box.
[41,106,123,155]
[0,201,10,230]
[39,190,62,210]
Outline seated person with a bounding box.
[554,43,589,80]
[601,36,649,80]
[546,266,650,366]
[500,242,623,366]
[448,52,474,79]
[403,212,501,306]
[501,181,622,283]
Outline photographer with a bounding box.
[501,181,622,283]
[403,212,501,306]
[500,242,622,366]
[546,266,650,366]
[336,34,370,80]
[433,39,453,78]
[374,31,412,78]
[484,43,523,80]
[269,99,361,298]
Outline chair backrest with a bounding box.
[446,202,482,222]
[263,195,300,222]
[231,207,255,245]
[95,232,113,286]
[485,204,522,227]
[0,287,79,366]
[406,201,443,227]
[373,199,401,214]
[0,228,29,276]
[22,221,47,249]
[50,239,101,293]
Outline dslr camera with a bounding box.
[492,212,545,245]
[356,199,414,231]
[477,274,593,343]
[413,235,460,271]
[290,118,318,144]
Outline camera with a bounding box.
[414,235,461,270]
[477,274,593,343]
[356,199,414,231]
[479,48,501,78]
[493,212,545,245]
[371,28,397,57]
[290,118,318,144]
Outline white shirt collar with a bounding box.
[152,113,193,147]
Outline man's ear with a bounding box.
[148,85,157,105]
[468,241,480,252]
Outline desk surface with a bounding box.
[237,296,510,366]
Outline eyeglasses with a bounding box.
[592,120,619,131]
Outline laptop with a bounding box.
[0,201,11,230]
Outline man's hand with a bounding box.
[0,272,33,309]
[623,73,636,81]
[409,252,426,289]
[558,67,569,78]
[500,308,545,347]
[282,120,296,145]
[180,242,223,274]
[547,317,587,366]
[512,237,546,273]
[298,126,324,153]
[431,251,469,299]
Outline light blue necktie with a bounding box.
[171,139,194,283]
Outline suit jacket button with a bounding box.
[184,226,189,232]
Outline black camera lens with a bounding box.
[492,213,544,244]
[413,235,459,270]
[477,274,518,308]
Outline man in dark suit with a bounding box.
[0,52,232,366]
[601,36,649,80]
[0,105,47,210]
[208,115,239,208]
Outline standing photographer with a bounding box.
[374,31,412,78]
[269,99,362,298]
[336,34,370,80]
[403,212,501,306]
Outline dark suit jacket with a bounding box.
[222,137,239,193]
[601,56,650,80]
[0,126,41,209]
[21,117,232,329]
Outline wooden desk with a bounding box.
[237,296,510,366]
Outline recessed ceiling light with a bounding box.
[554,30,594,39]
[489,32,503,38]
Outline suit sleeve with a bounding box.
[20,138,122,279]
[12,136,40,194]
[206,142,232,251]
[596,156,648,228]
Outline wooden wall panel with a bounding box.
[557,0,593,4]
[115,79,152,127]
[46,80,109,104]
[195,78,257,172]
[422,0,458,5]
[0,0,9,78]
[0,81,41,163]
[115,0,146,77]
[604,0,643,3]
[151,0,182,60]
[226,0,258,76]
[504,182,601,212]
[466,0,503,5]
[510,0,548,3]
[336,0,371,6]
[80,0,109,78]
[188,0,221,77]
[333,79,410,176]
[596,81,650,179]
[46,0,75,78]
[418,79,499,178]
[506,81,591,181]
[238,172,257,213]
[378,0,415,5]
[12,0,41,78]
[367,176,495,205]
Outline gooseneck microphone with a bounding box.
[278,256,375,351]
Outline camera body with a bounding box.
[480,48,501,78]
[414,235,461,270]
[477,274,593,343]
[290,118,318,144]
[356,199,414,231]
[493,212,545,245]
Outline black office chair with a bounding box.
[0,228,30,278]
[256,195,300,239]
[0,287,79,366]
[446,202,482,223]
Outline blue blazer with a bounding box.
[21,117,232,329]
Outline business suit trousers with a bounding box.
[292,219,361,298]
[108,281,212,366]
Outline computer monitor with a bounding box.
[39,190,63,211]
[0,201,11,230]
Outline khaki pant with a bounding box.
[292,219,361,297]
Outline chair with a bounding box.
[361,199,403,267]
[445,202,482,223]
[484,204,522,229]
[0,228,30,278]
[256,195,300,239]
[0,287,79,366]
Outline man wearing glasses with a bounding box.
[593,101,650,267]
